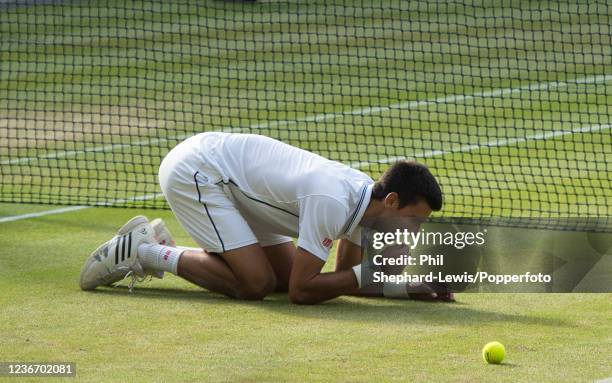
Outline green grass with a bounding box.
[0,204,611,382]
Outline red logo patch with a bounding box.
[322,238,333,248]
[163,250,171,261]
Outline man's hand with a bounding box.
[381,246,455,302]
[429,282,455,302]
[406,282,455,302]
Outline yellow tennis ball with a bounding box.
[482,341,505,364]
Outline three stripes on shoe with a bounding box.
[93,233,133,264]
[94,232,132,265]
[114,233,133,264]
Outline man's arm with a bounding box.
[336,241,453,301]
[290,197,450,303]
[289,243,453,303]
[288,246,359,304]
[334,240,413,297]
[334,238,362,272]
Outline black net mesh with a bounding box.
[1,1,610,228]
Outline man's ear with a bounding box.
[383,192,399,208]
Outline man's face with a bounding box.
[400,201,432,232]
[365,193,433,231]
[383,192,432,217]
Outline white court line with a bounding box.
[2,74,611,166]
[2,121,608,223]
[0,205,88,223]
[1,74,610,222]
[349,122,612,168]
[0,193,163,223]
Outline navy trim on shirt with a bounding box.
[343,184,368,234]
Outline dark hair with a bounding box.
[371,161,442,211]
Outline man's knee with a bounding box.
[274,279,289,293]
[236,273,277,300]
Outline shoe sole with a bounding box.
[79,241,112,290]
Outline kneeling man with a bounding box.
[80,132,450,303]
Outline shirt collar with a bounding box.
[344,183,373,236]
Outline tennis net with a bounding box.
[0,1,610,229]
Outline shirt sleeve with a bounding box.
[297,196,349,261]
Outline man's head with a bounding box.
[366,161,442,225]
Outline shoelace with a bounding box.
[115,266,152,293]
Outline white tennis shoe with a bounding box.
[151,218,176,247]
[79,215,156,290]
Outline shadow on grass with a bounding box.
[88,286,573,328]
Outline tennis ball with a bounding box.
[482,341,505,364]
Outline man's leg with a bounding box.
[176,250,241,298]
[153,243,277,300]
[145,241,293,297]
[144,241,294,296]
[261,242,295,292]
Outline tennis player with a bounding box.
[79,132,450,303]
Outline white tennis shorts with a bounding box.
[158,138,292,254]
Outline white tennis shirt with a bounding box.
[182,132,374,261]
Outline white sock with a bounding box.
[138,243,183,275]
